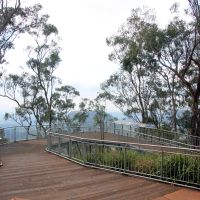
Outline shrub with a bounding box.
[55,141,200,186]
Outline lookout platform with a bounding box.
[0,139,199,200]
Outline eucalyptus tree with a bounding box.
[189,0,200,33]
[0,0,21,64]
[1,73,80,133]
[147,2,200,139]
[4,107,32,136]
[54,85,80,127]
[101,71,168,128]
[0,1,46,65]
[26,21,61,128]
[90,101,106,139]
[0,2,57,133]
[0,13,81,133]
[1,71,46,132]
[89,95,116,139]
[0,20,62,130]
[103,8,170,128]
[72,98,90,127]
[155,69,184,131]
[103,3,200,133]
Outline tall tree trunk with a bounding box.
[171,75,178,132]
[141,111,149,124]
[171,94,177,132]
[191,97,200,145]
[49,108,52,129]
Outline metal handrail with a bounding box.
[105,122,200,148]
[1,122,200,148]
[1,124,50,143]
[47,132,200,190]
[135,126,200,144]
[48,132,200,155]
[122,128,200,149]
[1,122,200,189]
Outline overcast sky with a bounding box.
[1,0,189,117]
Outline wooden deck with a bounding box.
[0,139,181,200]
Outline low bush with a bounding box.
[56,141,200,186]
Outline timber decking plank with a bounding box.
[164,189,200,200]
[0,140,179,200]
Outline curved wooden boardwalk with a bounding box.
[0,139,180,200]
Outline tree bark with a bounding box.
[171,92,177,132]
[190,96,200,145]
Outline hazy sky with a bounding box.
[1,0,189,117]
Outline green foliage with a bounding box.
[43,24,58,36]
[65,141,200,185]
[0,1,48,64]
[4,107,32,134]
[162,154,199,183]
[177,110,192,133]
[54,85,80,127]
[72,99,90,126]
[0,4,82,132]
[89,96,107,131]
[103,1,200,135]
[102,7,172,127]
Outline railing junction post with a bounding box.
[69,138,72,158]
[25,126,28,141]
[14,127,16,142]
[124,145,127,173]
[161,149,164,179]
[47,132,52,149]
[58,135,61,154]
[95,142,97,165]
[83,141,86,163]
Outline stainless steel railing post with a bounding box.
[124,146,127,173]
[47,132,52,149]
[161,150,164,179]
[14,127,16,142]
[58,136,61,154]
[69,138,72,158]
[26,127,28,141]
[83,141,86,163]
